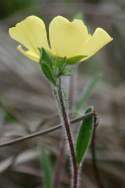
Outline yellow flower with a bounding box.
[9,15,112,63]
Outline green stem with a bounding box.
[55,78,78,188]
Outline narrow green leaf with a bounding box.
[76,106,94,164]
[38,145,53,188]
[41,63,56,86]
[76,73,102,112]
[67,55,86,64]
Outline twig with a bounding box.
[0,112,94,148]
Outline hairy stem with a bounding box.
[53,75,76,188]
[56,78,78,188]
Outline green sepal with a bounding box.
[39,48,53,67]
[53,57,67,77]
[76,106,94,165]
[39,48,85,83]
[39,48,57,86]
[41,63,56,86]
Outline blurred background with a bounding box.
[0,0,125,188]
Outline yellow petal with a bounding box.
[81,28,113,61]
[9,15,49,55]
[17,45,39,62]
[49,16,89,58]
